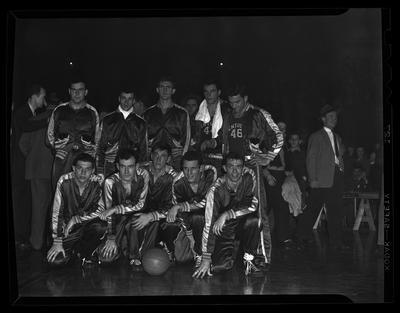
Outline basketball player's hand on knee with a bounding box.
[193,259,212,279]
[101,239,117,259]
[166,205,180,223]
[132,213,152,230]
[64,216,81,237]
[47,242,66,263]
[213,212,228,236]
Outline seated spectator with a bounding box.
[354,146,370,177]
[343,143,356,186]
[285,131,308,213]
[346,164,369,193]
[368,149,380,191]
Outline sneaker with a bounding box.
[243,253,261,276]
[129,258,143,271]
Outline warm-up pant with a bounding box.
[159,210,205,257]
[48,219,107,266]
[211,213,260,273]
[98,214,159,263]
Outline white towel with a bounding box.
[195,99,223,139]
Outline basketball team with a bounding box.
[26,76,286,279]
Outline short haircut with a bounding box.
[157,76,175,89]
[73,153,95,167]
[181,94,201,107]
[203,79,221,91]
[120,83,135,96]
[116,148,138,164]
[151,143,171,156]
[182,151,203,167]
[69,74,86,88]
[288,130,301,138]
[226,83,247,98]
[27,84,44,100]
[223,151,245,166]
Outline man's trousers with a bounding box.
[211,213,260,273]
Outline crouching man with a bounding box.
[193,152,261,278]
[46,153,106,267]
[96,148,151,268]
[160,151,217,265]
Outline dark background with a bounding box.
[10,8,384,150]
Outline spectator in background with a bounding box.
[296,104,346,251]
[11,84,48,253]
[19,90,56,251]
[343,143,356,187]
[354,146,370,177]
[284,131,308,216]
[368,149,380,191]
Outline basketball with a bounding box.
[142,248,170,276]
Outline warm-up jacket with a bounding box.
[201,167,258,260]
[97,110,148,176]
[51,172,105,244]
[103,169,149,239]
[143,103,191,156]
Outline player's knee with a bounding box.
[244,216,259,230]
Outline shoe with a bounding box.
[243,253,262,276]
[129,258,143,271]
[81,255,100,268]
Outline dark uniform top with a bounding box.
[192,100,231,156]
[97,109,148,177]
[47,102,100,154]
[171,165,217,214]
[220,103,283,162]
[51,172,105,244]
[139,162,178,221]
[143,103,191,156]
[201,167,258,260]
[103,169,149,240]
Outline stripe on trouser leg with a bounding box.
[256,165,268,263]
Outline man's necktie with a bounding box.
[333,133,344,172]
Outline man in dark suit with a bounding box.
[11,84,48,252]
[19,95,56,251]
[296,104,346,250]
